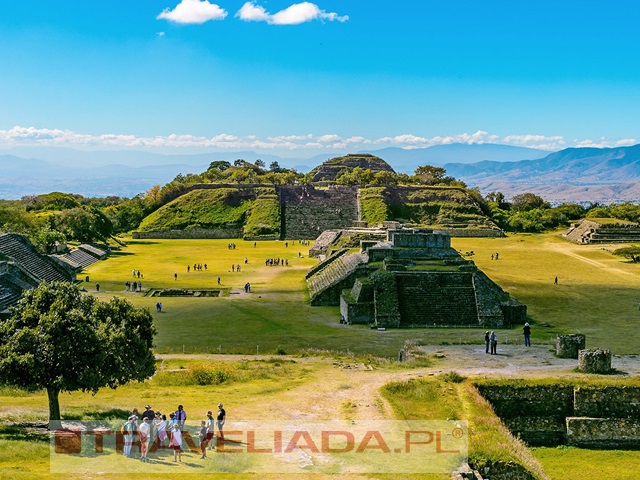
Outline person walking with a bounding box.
[175,405,187,428]
[490,331,498,355]
[484,331,490,354]
[206,411,216,450]
[122,415,135,458]
[198,420,208,459]
[170,424,182,462]
[139,417,150,462]
[523,322,532,347]
[217,403,226,441]
[155,413,168,447]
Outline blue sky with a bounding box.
[1,0,640,156]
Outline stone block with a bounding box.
[566,417,640,449]
[578,349,612,374]
[555,334,586,359]
[574,386,640,418]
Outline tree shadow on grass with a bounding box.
[0,424,49,443]
[109,251,135,257]
[61,408,130,421]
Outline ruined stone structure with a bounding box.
[578,348,612,373]
[306,228,526,328]
[563,219,640,244]
[478,382,640,449]
[556,334,586,358]
[279,185,359,240]
[0,234,99,317]
[307,153,395,182]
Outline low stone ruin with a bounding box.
[563,219,640,244]
[478,382,640,449]
[578,348,612,374]
[556,334,586,358]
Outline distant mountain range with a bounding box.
[2,143,640,203]
[444,144,640,204]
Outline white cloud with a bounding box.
[157,0,227,24]
[236,1,270,22]
[236,1,348,25]
[156,31,166,37]
[1,126,637,153]
[502,134,566,151]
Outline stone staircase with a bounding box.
[564,219,640,244]
[280,185,359,240]
[307,252,368,305]
[305,248,349,279]
[0,234,72,283]
[0,284,22,315]
[58,244,106,269]
[396,272,480,326]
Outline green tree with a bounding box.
[54,207,113,243]
[613,246,640,263]
[104,197,146,233]
[510,193,549,212]
[414,165,447,185]
[371,170,398,185]
[269,161,281,172]
[0,201,40,234]
[208,160,232,172]
[555,203,586,220]
[254,159,265,169]
[32,226,67,254]
[0,282,156,421]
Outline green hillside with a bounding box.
[137,187,279,236]
[360,185,496,228]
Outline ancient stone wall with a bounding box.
[478,382,640,448]
[556,334,586,358]
[309,230,342,257]
[279,185,359,240]
[306,253,373,305]
[132,227,243,239]
[563,219,640,244]
[578,348,612,373]
[395,272,479,327]
[574,386,640,418]
[566,417,640,449]
[431,228,505,238]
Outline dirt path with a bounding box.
[157,347,640,423]
[547,243,632,276]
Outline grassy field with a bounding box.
[452,231,640,354]
[533,447,640,480]
[2,232,640,479]
[79,232,640,356]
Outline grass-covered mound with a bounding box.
[382,375,549,479]
[137,187,279,237]
[308,153,395,182]
[360,185,496,228]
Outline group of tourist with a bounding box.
[122,403,226,462]
[264,258,288,266]
[227,243,237,249]
[490,252,500,260]
[132,269,143,278]
[125,281,142,292]
[187,263,207,272]
[484,322,532,354]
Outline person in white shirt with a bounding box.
[170,424,183,462]
[139,417,151,462]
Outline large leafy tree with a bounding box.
[0,282,156,422]
[54,206,113,243]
